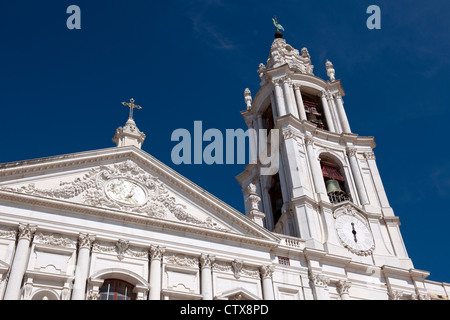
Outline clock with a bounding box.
[105,179,147,206]
[335,214,374,255]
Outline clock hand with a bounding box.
[351,222,357,243]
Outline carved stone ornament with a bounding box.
[86,290,100,300]
[265,38,314,75]
[34,233,77,249]
[309,272,330,289]
[212,260,259,279]
[165,254,199,268]
[229,294,244,300]
[364,151,376,160]
[282,127,300,141]
[336,280,351,295]
[346,147,357,158]
[2,160,228,232]
[199,254,215,269]
[78,233,96,250]
[18,224,37,241]
[93,239,148,260]
[116,239,129,260]
[260,265,275,280]
[149,245,165,261]
[0,225,17,239]
[388,289,403,300]
[232,259,243,279]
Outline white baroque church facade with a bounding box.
[0,31,448,301]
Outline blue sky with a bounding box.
[0,1,449,283]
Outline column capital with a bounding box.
[336,280,351,295]
[309,272,330,289]
[271,78,283,86]
[305,135,315,146]
[78,233,96,250]
[260,265,275,280]
[346,147,357,158]
[149,245,165,261]
[17,223,37,242]
[364,151,376,160]
[199,254,215,269]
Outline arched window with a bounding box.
[268,173,283,226]
[302,92,329,131]
[262,104,275,134]
[320,157,352,204]
[99,279,136,300]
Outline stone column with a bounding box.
[287,80,300,118]
[273,79,287,117]
[270,93,279,118]
[327,93,341,132]
[319,91,336,132]
[293,84,307,121]
[148,245,165,300]
[282,78,298,117]
[200,254,215,300]
[347,147,369,205]
[3,224,36,300]
[336,280,351,300]
[72,233,95,300]
[334,93,351,133]
[305,135,328,202]
[260,265,275,300]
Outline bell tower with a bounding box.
[236,27,413,269]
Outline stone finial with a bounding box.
[326,59,336,82]
[244,88,252,110]
[245,183,265,227]
[113,118,146,149]
[114,99,146,149]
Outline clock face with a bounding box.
[335,215,374,255]
[105,179,147,206]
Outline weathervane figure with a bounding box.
[272,17,285,32]
[122,98,142,120]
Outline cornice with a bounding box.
[275,115,376,148]
[0,189,278,249]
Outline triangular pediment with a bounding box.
[215,287,261,300]
[0,147,279,245]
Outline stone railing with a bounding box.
[275,234,305,250]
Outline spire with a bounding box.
[113,98,146,149]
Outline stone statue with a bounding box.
[326,60,336,81]
[244,88,252,110]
